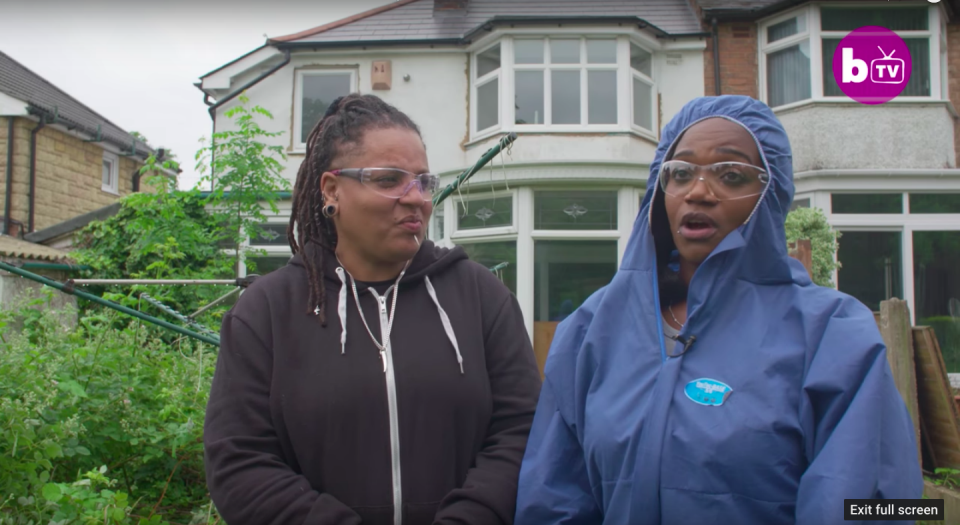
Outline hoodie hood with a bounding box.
[290,239,469,373]
[623,95,805,288]
[289,239,468,287]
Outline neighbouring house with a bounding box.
[695,0,960,368]
[198,0,960,366]
[0,50,174,242]
[197,0,709,358]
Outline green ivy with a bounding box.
[785,207,841,288]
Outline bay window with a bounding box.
[760,5,941,108]
[471,35,657,137]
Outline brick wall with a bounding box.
[948,23,960,168]
[703,21,759,99]
[1,117,142,234]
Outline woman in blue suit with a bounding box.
[514,95,922,524]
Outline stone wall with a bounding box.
[0,117,142,234]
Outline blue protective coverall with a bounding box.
[514,95,923,525]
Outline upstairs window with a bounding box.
[101,151,119,194]
[471,35,657,137]
[761,5,939,108]
[294,69,356,148]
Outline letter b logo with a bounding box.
[841,48,867,83]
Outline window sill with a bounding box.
[451,226,517,240]
[101,186,119,196]
[771,97,952,115]
[465,127,658,149]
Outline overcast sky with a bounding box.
[1,0,392,190]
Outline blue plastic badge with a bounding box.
[684,378,733,406]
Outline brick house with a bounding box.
[691,1,960,339]
[0,50,171,242]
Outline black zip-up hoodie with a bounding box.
[204,240,542,525]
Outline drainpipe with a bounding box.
[205,49,290,192]
[28,117,46,232]
[4,117,13,235]
[712,18,721,96]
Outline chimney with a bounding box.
[433,0,467,16]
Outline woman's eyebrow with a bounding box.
[715,147,754,163]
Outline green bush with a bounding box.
[920,316,960,374]
[0,295,217,524]
[785,207,841,288]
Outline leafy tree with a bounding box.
[195,93,290,275]
[785,206,841,288]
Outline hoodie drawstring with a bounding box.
[335,267,348,355]
[332,269,464,374]
[424,276,464,375]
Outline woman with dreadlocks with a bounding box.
[203,94,541,525]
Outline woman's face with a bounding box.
[663,117,764,266]
[321,127,432,267]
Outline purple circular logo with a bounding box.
[831,26,912,105]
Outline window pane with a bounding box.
[821,38,843,97]
[837,231,902,312]
[821,7,928,31]
[768,16,806,43]
[831,193,902,214]
[910,193,960,214]
[824,38,931,97]
[430,210,445,241]
[102,160,111,186]
[630,43,652,77]
[913,231,960,372]
[302,73,352,142]
[246,255,291,276]
[791,198,811,211]
[534,191,618,230]
[251,224,288,246]
[552,70,581,124]
[550,39,580,64]
[515,39,544,64]
[534,240,617,321]
[633,77,653,130]
[587,71,617,124]
[458,241,517,294]
[477,78,499,131]
[477,44,501,77]
[457,196,512,230]
[767,42,811,107]
[515,71,544,125]
[586,39,617,64]
[902,38,931,97]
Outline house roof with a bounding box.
[696,0,960,21]
[0,50,153,158]
[269,0,705,46]
[24,202,122,245]
[0,235,72,262]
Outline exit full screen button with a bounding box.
[844,499,944,521]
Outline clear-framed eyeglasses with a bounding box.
[331,168,440,200]
[659,160,770,201]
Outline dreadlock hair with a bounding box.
[287,93,423,325]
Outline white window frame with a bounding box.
[101,151,119,194]
[450,189,518,240]
[293,68,358,150]
[469,33,658,141]
[472,42,503,137]
[241,219,293,277]
[810,189,960,326]
[759,3,942,110]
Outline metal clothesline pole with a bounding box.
[0,261,221,346]
[433,132,517,207]
[71,279,240,285]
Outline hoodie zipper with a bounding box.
[376,292,403,525]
